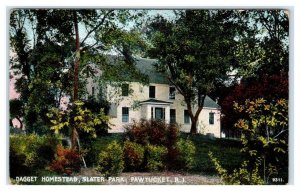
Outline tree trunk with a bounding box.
[73,11,80,101]
[190,118,198,135]
[71,126,78,149]
[71,11,80,150]
[187,101,203,135]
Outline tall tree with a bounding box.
[148,10,239,134]
[218,10,289,136]
[10,9,148,147]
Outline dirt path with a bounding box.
[78,168,222,185]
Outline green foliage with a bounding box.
[209,151,264,185]
[175,138,196,170]
[9,9,147,136]
[96,140,124,177]
[148,10,239,133]
[9,134,59,178]
[47,100,110,139]
[233,98,288,184]
[49,145,81,175]
[82,134,124,167]
[145,144,168,172]
[123,140,144,172]
[209,98,288,184]
[235,10,288,77]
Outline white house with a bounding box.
[85,57,221,137]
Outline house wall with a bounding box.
[86,80,221,137]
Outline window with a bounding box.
[109,103,117,118]
[170,109,176,123]
[122,107,129,122]
[149,86,155,98]
[209,112,215,125]
[155,108,165,120]
[169,87,176,99]
[184,110,190,124]
[122,84,129,96]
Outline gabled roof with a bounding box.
[134,58,170,84]
[103,55,220,109]
[203,96,221,109]
[104,55,170,84]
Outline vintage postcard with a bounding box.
[8,8,289,185]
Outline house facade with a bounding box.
[85,57,221,137]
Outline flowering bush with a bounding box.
[49,145,81,175]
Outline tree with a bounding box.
[10,9,148,147]
[234,98,288,184]
[217,10,289,137]
[237,10,289,77]
[220,72,288,137]
[210,98,288,184]
[147,10,239,134]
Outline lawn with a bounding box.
[82,133,244,175]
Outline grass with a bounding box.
[183,134,244,174]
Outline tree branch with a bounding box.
[80,10,114,47]
[273,129,288,139]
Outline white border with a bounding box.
[1,1,299,191]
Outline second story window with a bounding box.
[169,87,176,99]
[149,86,155,98]
[122,84,129,96]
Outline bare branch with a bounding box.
[273,129,288,139]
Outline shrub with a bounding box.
[209,151,264,185]
[176,139,196,170]
[96,140,124,177]
[9,134,59,178]
[145,144,167,172]
[124,119,185,171]
[123,140,144,172]
[124,119,180,147]
[49,145,81,175]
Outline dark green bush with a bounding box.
[176,138,196,170]
[96,140,124,177]
[9,134,59,178]
[145,144,167,172]
[123,140,144,172]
